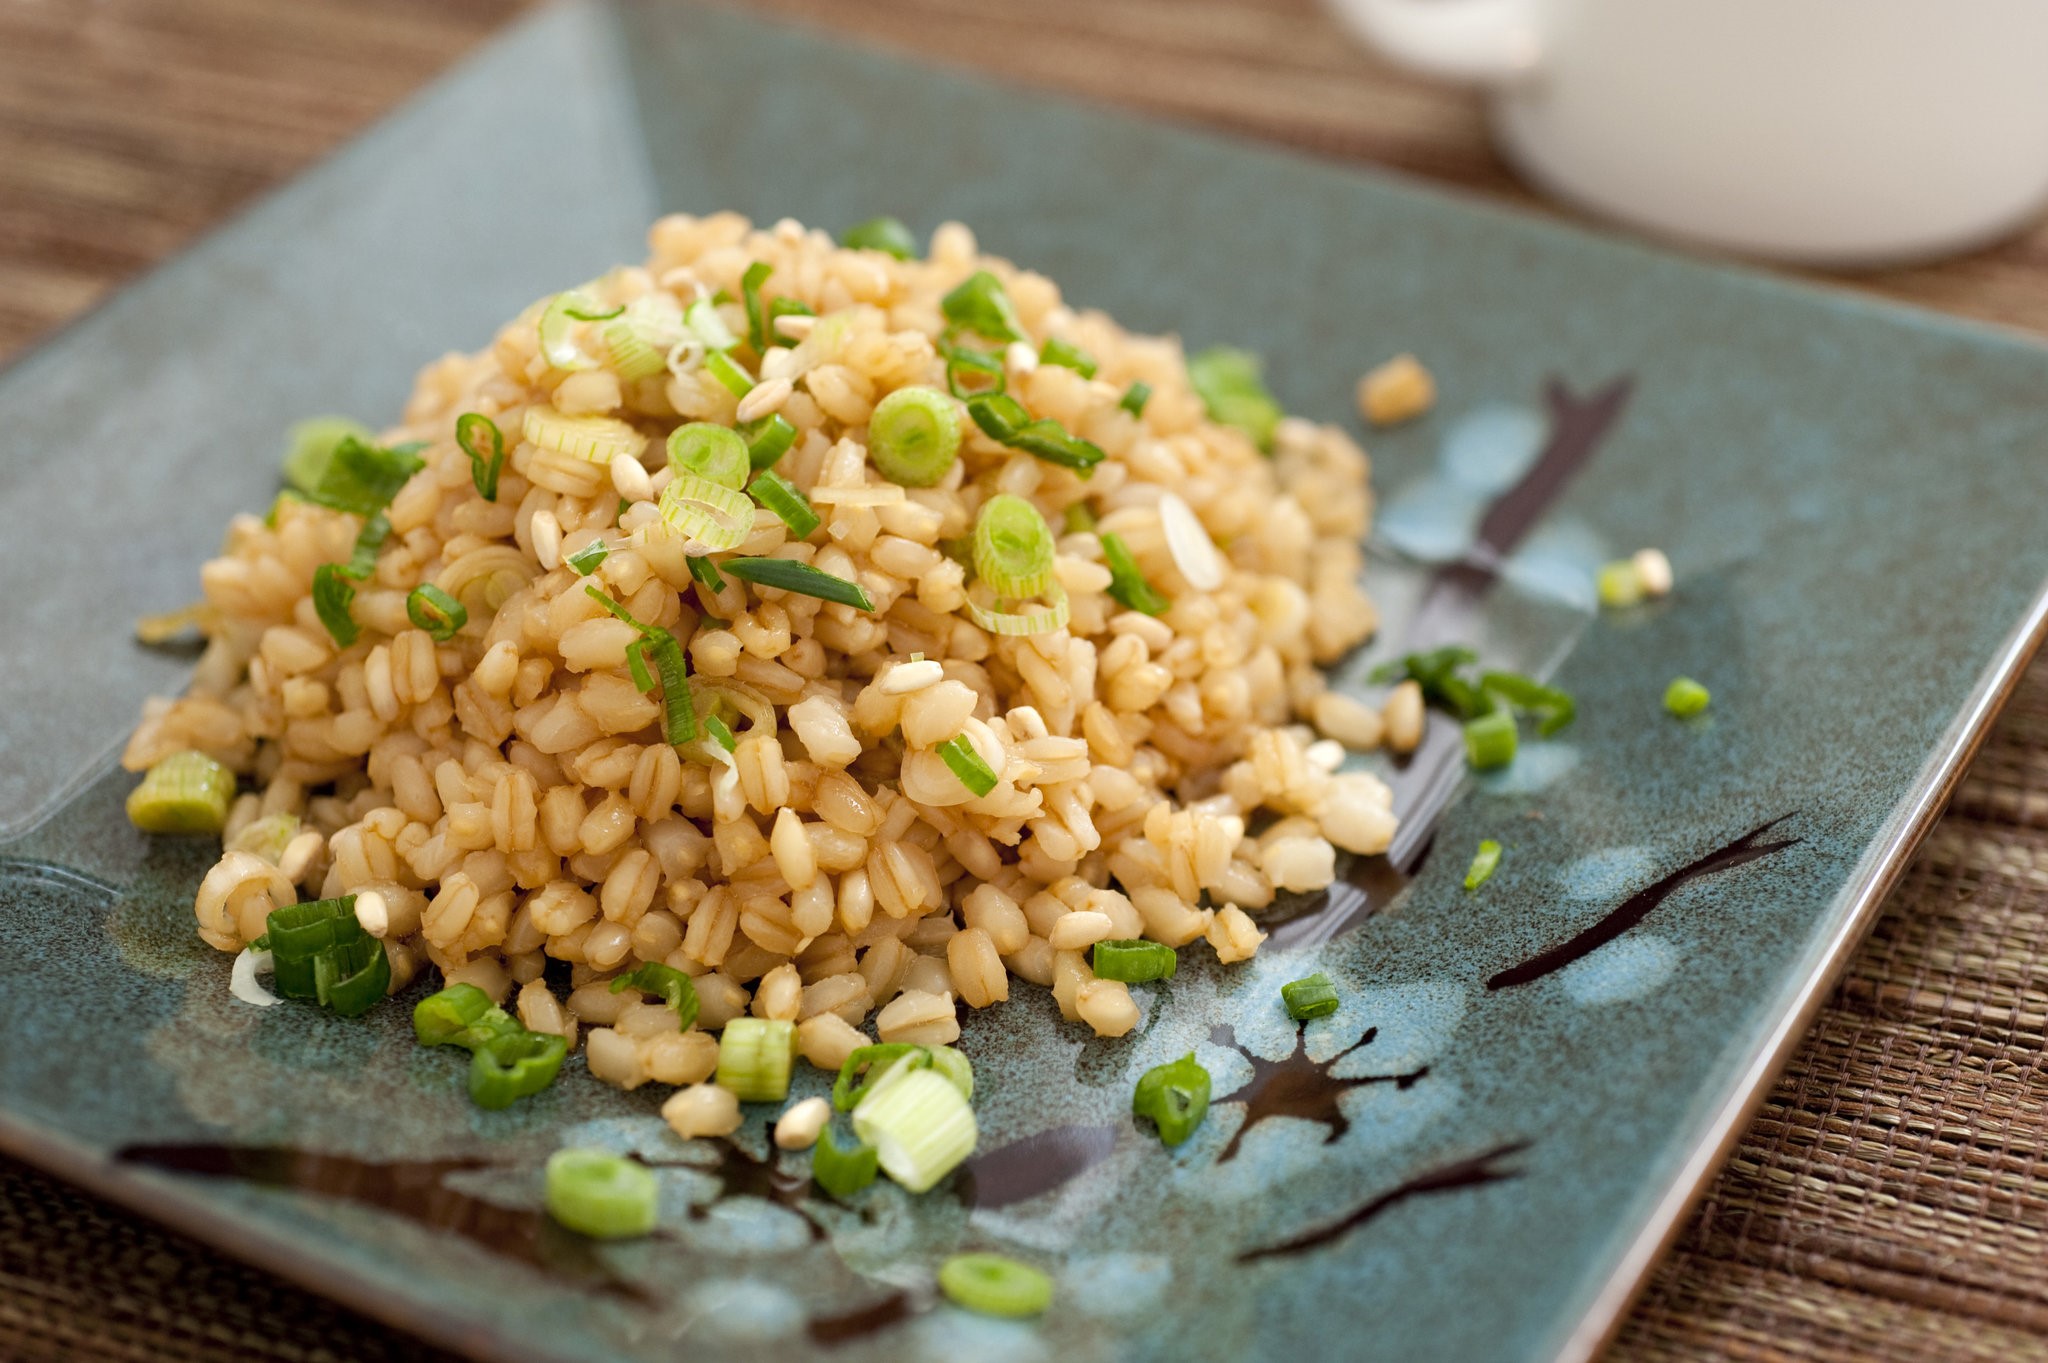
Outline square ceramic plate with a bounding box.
[6,4,2048,1361]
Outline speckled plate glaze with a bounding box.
[6,5,2048,1362]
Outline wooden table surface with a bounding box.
[6,3,2048,1361]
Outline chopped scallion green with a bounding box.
[941,270,1023,343]
[1463,709,1518,769]
[1100,531,1169,616]
[722,557,875,611]
[944,343,1006,400]
[705,714,737,752]
[1132,1052,1210,1147]
[742,413,798,469]
[841,216,918,260]
[1597,559,1644,608]
[686,552,727,595]
[971,494,1056,599]
[1091,938,1177,982]
[1281,972,1339,1021]
[1037,338,1097,378]
[869,386,961,487]
[282,416,374,496]
[1464,839,1503,891]
[1062,501,1095,534]
[1118,381,1152,418]
[544,1148,657,1238]
[585,586,698,744]
[715,1017,796,1102]
[566,539,610,575]
[811,1125,880,1198]
[126,750,236,834]
[766,296,814,346]
[608,960,700,1030]
[406,584,467,641]
[741,261,774,352]
[1187,346,1282,452]
[937,734,999,797]
[1664,676,1711,717]
[965,393,1106,473]
[748,468,820,540]
[938,1253,1053,1318]
[851,1066,977,1193]
[832,1043,930,1112]
[706,349,754,399]
[308,437,424,517]
[667,423,749,490]
[455,413,505,501]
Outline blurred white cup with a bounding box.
[1327,0,2048,265]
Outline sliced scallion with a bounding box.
[521,407,644,465]
[705,714,737,752]
[811,1125,880,1199]
[937,734,999,798]
[722,557,875,611]
[654,471,754,552]
[471,1029,566,1108]
[1100,531,1169,616]
[841,216,917,260]
[1480,671,1576,737]
[412,982,509,1048]
[1118,381,1152,417]
[716,1017,796,1102]
[941,270,1023,343]
[282,416,374,496]
[1597,559,1644,608]
[538,291,604,371]
[312,512,391,647]
[1091,939,1177,983]
[126,751,235,834]
[1665,676,1711,717]
[667,423,750,490]
[1062,502,1095,534]
[740,261,773,351]
[748,468,820,540]
[742,414,798,469]
[566,539,610,575]
[544,1148,657,1238]
[925,1045,975,1103]
[945,343,1006,400]
[1464,839,1503,891]
[965,393,1105,474]
[938,1253,1053,1319]
[685,296,738,353]
[313,934,391,1017]
[686,553,726,595]
[964,580,1070,636]
[706,350,755,399]
[455,413,505,501]
[585,586,698,744]
[766,296,814,346]
[1463,709,1518,770]
[833,1043,931,1112]
[608,960,700,1030]
[1038,338,1097,378]
[406,584,467,641]
[308,437,423,518]
[971,493,1056,598]
[1132,1052,1210,1147]
[1281,972,1339,1021]
[1187,346,1282,451]
[851,1066,977,1193]
[869,386,961,487]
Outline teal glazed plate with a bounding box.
[6,4,2048,1361]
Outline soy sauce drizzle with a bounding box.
[1210,1023,1429,1163]
[1237,1140,1530,1261]
[1486,813,1801,990]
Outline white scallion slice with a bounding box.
[683,678,775,767]
[851,1067,978,1194]
[537,291,606,371]
[436,545,540,626]
[652,472,754,553]
[1158,491,1225,591]
[521,407,647,465]
[684,296,739,352]
[603,320,666,380]
[807,485,906,507]
[965,581,1070,637]
[231,947,282,1008]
